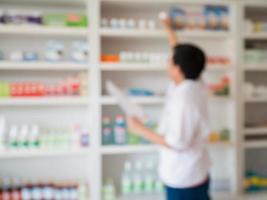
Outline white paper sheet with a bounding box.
[106,80,146,121]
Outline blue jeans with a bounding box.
[165,178,210,200]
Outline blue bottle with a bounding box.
[113,115,127,145]
[102,116,113,145]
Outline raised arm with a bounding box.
[159,12,179,48]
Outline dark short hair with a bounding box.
[172,44,206,80]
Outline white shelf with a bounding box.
[0,0,86,5]
[101,145,158,155]
[101,95,231,106]
[101,63,232,72]
[0,148,91,159]
[101,96,164,105]
[0,25,88,37]
[0,97,89,106]
[101,28,231,39]
[245,96,267,103]
[244,64,267,71]
[101,0,232,5]
[245,32,267,40]
[101,63,165,71]
[0,62,89,71]
[101,143,233,155]
[243,192,267,200]
[244,141,267,149]
[117,195,163,200]
[244,127,267,135]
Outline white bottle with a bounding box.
[101,18,109,28]
[127,19,136,29]
[121,161,133,196]
[0,116,6,151]
[119,18,126,29]
[19,125,29,149]
[110,18,119,29]
[28,125,40,148]
[9,125,19,149]
[138,19,146,30]
[147,20,156,30]
[132,161,144,195]
[103,179,116,200]
[144,161,156,194]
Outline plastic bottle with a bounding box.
[121,161,133,196]
[78,182,88,200]
[103,179,116,200]
[11,178,21,200]
[132,161,144,195]
[102,116,113,145]
[143,161,155,194]
[9,125,19,149]
[113,116,127,145]
[21,181,32,200]
[18,125,29,148]
[28,125,40,148]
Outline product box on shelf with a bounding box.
[170,5,229,31]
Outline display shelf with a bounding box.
[0,25,88,37]
[0,148,91,159]
[101,96,164,105]
[101,145,158,155]
[210,192,237,200]
[245,96,267,103]
[244,64,267,71]
[0,97,89,106]
[101,63,165,71]
[243,192,267,200]
[101,28,231,39]
[244,33,267,40]
[117,195,163,200]
[244,141,267,149]
[101,143,233,155]
[101,96,232,105]
[101,0,232,6]
[244,127,267,135]
[101,63,232,72]
[0,62,89,71]
[0,0,86,5]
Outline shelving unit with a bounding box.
[239,0,267,198]
[0,0,93,199]
[2,0,267,200]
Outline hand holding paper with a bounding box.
[106,80,147,121]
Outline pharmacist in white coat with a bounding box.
[127,16,211,200]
